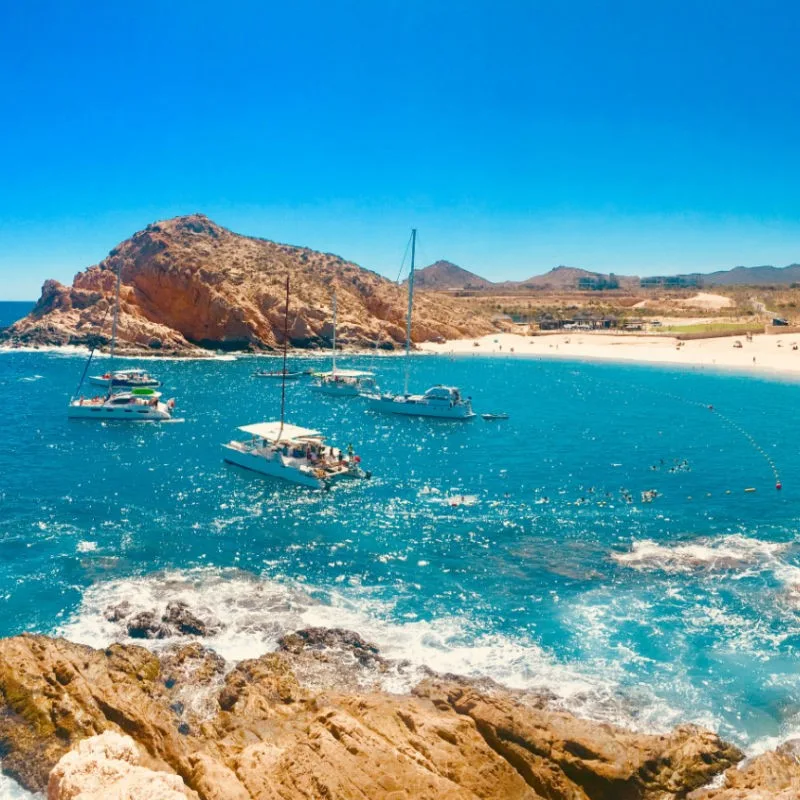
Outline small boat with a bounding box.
[252,369,303,379]
[481,412,509,421]
[68,388,175,421]
[311,289,378,397]
[364,229,474,420]
[312,369,376,396]
[226,276,370,489]
[89,367,161,388]
[370,385,475,419]
[223,422,368,488]
[68,266,175,421]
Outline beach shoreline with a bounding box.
[419,330,800,379]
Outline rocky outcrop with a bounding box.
[48,730,197,799]
[0,632,754,800]
[1,215,495,354]
[688,739,800,799]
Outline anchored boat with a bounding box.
[365,229,474,420]
[68,265,176,421]
[225,276,370,489]
[69,388,175,420]
[311,289,377,396]
[89,367,161,388]
[223,422,367,489]
[312,368,376,396]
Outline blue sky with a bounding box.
[1,0,799,299]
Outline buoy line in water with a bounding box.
[568,370,783,492]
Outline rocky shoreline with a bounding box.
[1,617,798,799]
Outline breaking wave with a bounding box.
[55,566,691,736]
[612,534,789,574]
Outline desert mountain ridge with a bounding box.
[0,214,496,355]
[414,261,800,290]
[412,260,494,290]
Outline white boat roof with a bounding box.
[314,370,374,378]
[238,422,323,441]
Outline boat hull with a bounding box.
[311,382,361,397]
[67,401,173,421]
[89,376,161,388]
[367,395,475,419]
[222,444,325,488]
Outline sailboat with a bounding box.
[366,229,475,420]
[68,265,176,421]
[223,276,370,488]
[311,289,376,396]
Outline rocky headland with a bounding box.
[1,618,799,799]
[1,215,496,356]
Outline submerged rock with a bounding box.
[162,601,221,638]
[126,611,173,640]
[0,632,760,800]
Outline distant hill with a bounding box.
[698,264,800,286]
[498,266,637,291]
[413,260,493,290]
[515,266,604,288]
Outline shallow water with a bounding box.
[2,348,800,795]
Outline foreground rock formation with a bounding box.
[0,629,779,800]
[1,215,495,354]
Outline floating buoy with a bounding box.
[776,482,782,491]
[744,487,757,493]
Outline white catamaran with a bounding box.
[311,290,376,396]
[68,265,176,421]
[366,229,475,420]
[89,367,161,388]
[223,276,369,488]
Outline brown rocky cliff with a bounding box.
[0,633,751,800]
[1,214,496,354]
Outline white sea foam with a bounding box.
[55,567,674,730]
[0,770,38,800]
[76,541,98,553]
[612,534,789,574]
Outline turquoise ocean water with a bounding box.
[2,337,800,794]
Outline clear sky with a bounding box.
[1,0,799,299]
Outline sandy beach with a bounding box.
[420,330,800,377]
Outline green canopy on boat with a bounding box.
[131,388,155,395]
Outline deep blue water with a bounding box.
[2,348,800,767]
[0,301,34,328]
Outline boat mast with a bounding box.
[332,288,337,377]
[403,228,416,396]
[278,275,290,439]
[109,263,122,362]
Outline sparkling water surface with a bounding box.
[2,346,800,771]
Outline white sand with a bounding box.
[420,331,800,377]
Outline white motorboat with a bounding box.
[364,229,474,420]
[225,276,370,489]
[370,385,474,418]
[310,289,378,397]
[311,369,376,396]
[89,367,161,388]
[67,265,176,421]
[68,389,175,420]
[223,421,368,488]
